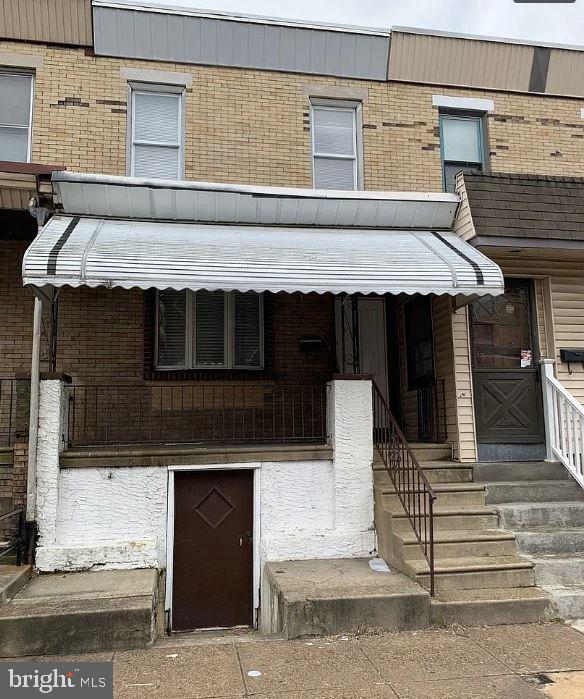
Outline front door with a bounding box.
[172,469,254,631]
[358,297,389,404]
[470,279,545,457]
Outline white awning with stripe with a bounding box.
[22,215,504,297]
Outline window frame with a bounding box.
[0,70,34,163]
[155,290,265,371]
[128,82,185,179]
[310,100,362,190]
[439,111,487,192]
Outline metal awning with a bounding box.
[23,215,504,297]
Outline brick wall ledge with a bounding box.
[60,443,333,468]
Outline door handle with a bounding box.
[239,531,253,547]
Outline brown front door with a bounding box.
[172,469,254,631]
[470,279,544,446]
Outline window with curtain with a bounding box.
[0,72,33,162]
[311,104,358,190]
[157,290,264,369]
[130,88,183,179]
[439,113,485,193]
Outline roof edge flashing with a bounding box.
[52,171,459,205]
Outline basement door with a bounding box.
[172,470,254,631]
[470,278,545,459]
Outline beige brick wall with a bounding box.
[2,40,584,189]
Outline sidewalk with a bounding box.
[10,622,584,698]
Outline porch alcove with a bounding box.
[21,172,504,629]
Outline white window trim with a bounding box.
[432,95,495,112]
[127,82,185,178]
[310,101,363,190]
[0,70,34,163]
[155,290,265,371]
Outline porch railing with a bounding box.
[68,383,327,448]
[372,380,437,595]
[541,360,584,490]
[417,378,447,443]
[0,378,16,447]
[0,507,25,565]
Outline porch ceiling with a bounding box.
[22,215,504,297]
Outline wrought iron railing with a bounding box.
[417,378,447,443]
[0,378,16,447]
[0,507,25,566]
[68,383,327,448]
[372,380,437,595]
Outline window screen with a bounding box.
[131,90,182,179]
[440,114,485,193]
[312,106,358,190]
[195,291,226,366]
[0,73,32,162]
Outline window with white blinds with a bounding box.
[311,105,358,190]
[0,72,33,163]
[130,88,183,179]
[156,290,263,369]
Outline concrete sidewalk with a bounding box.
[9,622,584,697]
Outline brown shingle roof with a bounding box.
[463,172,584,242]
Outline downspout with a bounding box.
[26,292,43,524]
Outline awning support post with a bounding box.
[26,290,43,524]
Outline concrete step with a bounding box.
[497,501,584,530]
[391,506,498,532]
[378,483,486,509]
[375,443,452,465]
[542,585,584,620]
[484,480,584,505]
[0,565,31,604]
[261,558,430,638]
[374,462,473,484]
[407,556,535,592]
[396,529,518,561]
[473,461,570,482]
[532,554,584,588]
[514,528,584,556]
[0,569,158,657]
[431,587,552,627]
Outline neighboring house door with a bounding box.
[358,297,390,404]
[172,469,254,631]
[470,279,545,460]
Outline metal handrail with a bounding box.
[372,381,437,596]
[0,507,25,566]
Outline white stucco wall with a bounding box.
[35,378,375,572]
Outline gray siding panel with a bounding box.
[93,6,390,80]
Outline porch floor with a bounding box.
[60,442,333,468]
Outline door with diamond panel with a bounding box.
[172,469,254,631]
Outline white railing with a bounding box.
[541,359,584,489]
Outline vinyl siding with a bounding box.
[0,0,92,47]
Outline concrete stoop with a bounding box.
[478,460,584,626]
[0,569,159,657]
[261,559,431,639]
[0,565,32,604]
[374,447,553,627]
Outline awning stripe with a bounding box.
[432,231,484,285]
[47,216,80,275]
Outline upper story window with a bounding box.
[157,290,264,370]
[0,72,33,162]
[130,86,183,179]
[311,104,359,190]
[439,113,485,193]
